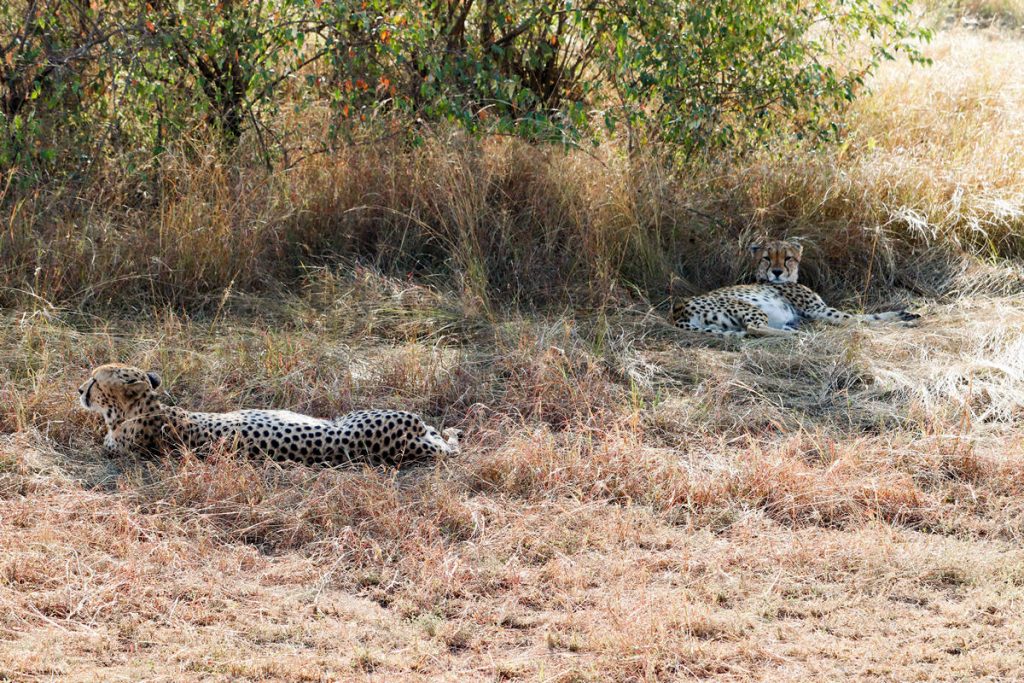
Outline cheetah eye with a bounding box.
[762,257,771,263]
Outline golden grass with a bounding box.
[3,14,1024,683]
[4,28,1024,314]
[4,264,1024,680]
[925,0,1024,26]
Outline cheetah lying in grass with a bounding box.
[78,364,461,466]
[670,240,920,338]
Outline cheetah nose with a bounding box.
[771,268,784,277]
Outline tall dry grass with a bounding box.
[4,26,1024,315]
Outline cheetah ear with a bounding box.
[146,372,161,389]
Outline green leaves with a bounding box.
[1,0,929,180]
[1,0,130,179]
[596,0,930,155]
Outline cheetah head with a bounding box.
[750,240,803,284]
[78,363,162,429]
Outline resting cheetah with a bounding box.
[670,240,920,338]
[78,364,461,466]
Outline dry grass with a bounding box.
[5,24,1024,314]
[3,270,1024,681]
[4,11,1024,683]
[925,0,1024,27]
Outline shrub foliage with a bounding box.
[2,0,928,176]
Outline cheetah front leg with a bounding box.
[104,430,130,456]
[442,428,462,455]
[726,302,799,338]
[674,320,749,339]
[742,323,798,337]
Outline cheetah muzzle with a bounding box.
[78,364,462,466]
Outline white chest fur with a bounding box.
[751,291,799,328]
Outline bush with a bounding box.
[0,0,126,174]
[601,0,931,153]
[1,0,929,179]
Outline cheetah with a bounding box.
[670,240,920,338]
[77,363,461,466]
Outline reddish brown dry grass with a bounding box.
[3,267,1024,681]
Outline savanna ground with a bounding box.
[4,4,1024,682]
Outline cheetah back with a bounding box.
[168,408,451,466]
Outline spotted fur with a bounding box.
[78,364,461,466]
[670,240,920,338]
